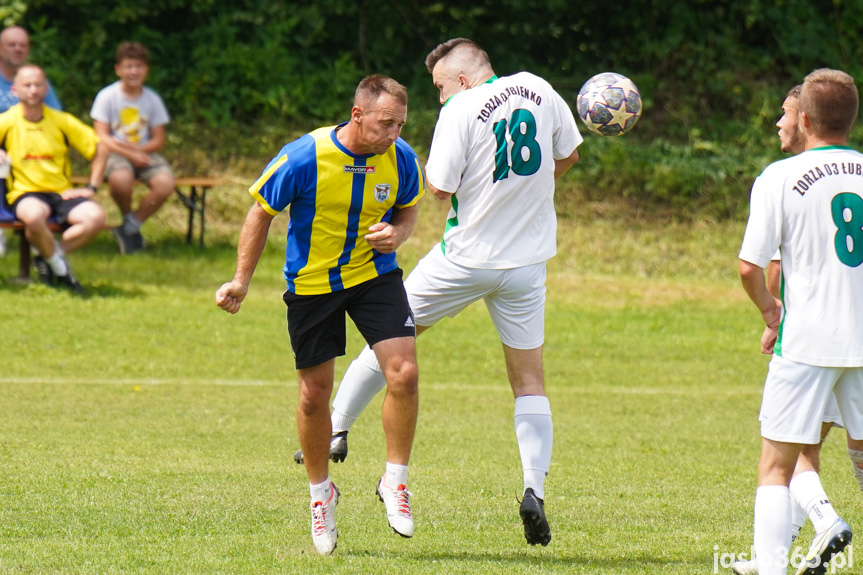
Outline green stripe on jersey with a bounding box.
[775,269,786,356]
[440,195,459,255]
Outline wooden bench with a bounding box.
[3,176,224,282]
[71,175,225,248]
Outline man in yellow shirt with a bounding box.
[0,65,107,292]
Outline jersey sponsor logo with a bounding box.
[344,165,376,174]
[374,183,391,203]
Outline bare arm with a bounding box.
[215,202,275,313]
[554,147,580,179]
[740,259,782,354]
[137,124,166,154]
[364,204,418,254]
[426,179,453,201]
[61,142,109,199]
[93,120,151,167]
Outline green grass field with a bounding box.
[0,189,859,574]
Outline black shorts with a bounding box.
[282,269,416,369]
[12,192,90,226]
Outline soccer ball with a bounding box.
[576,72,642,136]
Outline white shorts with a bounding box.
[760,355,863,444]
[404,245,546,349]
[823,393,844,428]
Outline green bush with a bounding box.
[12,0,863,218]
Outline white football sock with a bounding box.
[45,250,68,276]
[754,485,792,575]
[791,498,806,543]
[384,462,408,488]
[790,470,839,533]
[514,395,552,500]
[331,347,386,433]
[309,478,331,504]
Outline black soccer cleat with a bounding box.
[293,431,349,465]
[519,488,551,546]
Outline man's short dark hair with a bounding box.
[425,38,490,74]
[115,42,150,65]
[800,69,858,138]
[355,74,408,107]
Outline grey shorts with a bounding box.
[105,153,173,183]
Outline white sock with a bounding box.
[384,462,408,489]
[790,470,839,533]
[514,395,552,500]
[309,478,332,504]
[45,250,67,276]
[754,485,792,575]
[791,498,806,543]
[331,347,386,433]
[123,213,142,235]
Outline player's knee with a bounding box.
[298,382,331,415]
[383,360,418,396]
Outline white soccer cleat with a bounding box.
[376,478,414,538]
[310,482,339,555]
[731,558,758,575]
[795,517,852,575]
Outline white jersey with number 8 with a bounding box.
[739,146,863,366]
[425,72,582,270]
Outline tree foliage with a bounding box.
[15,0,863,131]
[10,0,863,217]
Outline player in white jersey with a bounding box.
[293,38,581,546]
[732,85,856,575]
[738,69,863,575]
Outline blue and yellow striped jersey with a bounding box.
[250,124,425,295]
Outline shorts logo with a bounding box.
[374,184,391,203]
[404,315,415,328]
[344,165,375,174]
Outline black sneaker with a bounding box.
[520,488,551,546]
[293,431,349,464]
[33,255,54,285]
[113,226,144,254]
[55,261,84,295]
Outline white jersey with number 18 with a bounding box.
[425,72,582,270]
[739,146,863,367]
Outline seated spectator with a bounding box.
[0,25,62,257]
[91,42,174,254]
[0,65,107,293]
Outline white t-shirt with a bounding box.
[425,72,582,269]
[90,81,170,146]
[739,146,863,366]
